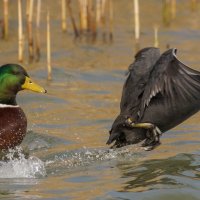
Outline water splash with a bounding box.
[45,145,143,175]
[0,147,46,178]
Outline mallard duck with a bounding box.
[0,64,46,151]
[107,47,200,150]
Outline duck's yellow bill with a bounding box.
[22,77,47,93]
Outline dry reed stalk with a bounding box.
[171,0,176,19]
[87,0,96,40]
[26,0,30,15]
[26,0,30,38]
[26,0,30,37]
[96,0,101,33]
[154,25,159,48]
[61,0,67,32]
[101,0,106,19]
[27,0,34,62]
[67,0,79,37]
[162,0,171,26]
[86,0,92,31]
[101,0,107,41]
[191,0,197,11]
[108,0,113,41]
[47,10,52,81]
[134,0,140,44]
[2,0,8,39]
[35,0,41,61]
[18,0,24,62]
[79,0,88,33]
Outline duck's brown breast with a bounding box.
[0,106,27,150]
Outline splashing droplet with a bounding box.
[0,147,46,178]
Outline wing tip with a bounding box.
[172,48,177,58]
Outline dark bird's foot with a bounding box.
[141,137,161,151]
[125,117,162,151]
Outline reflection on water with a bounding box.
[1,0,200,199]
[108,153,200,200]
[120,154,200,192]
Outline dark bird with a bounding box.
[0,64,46,151]
[107,47,200,150]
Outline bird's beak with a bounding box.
[22,76,47,93]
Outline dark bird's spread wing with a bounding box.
[108,47,200,149]
[139,48,200,119]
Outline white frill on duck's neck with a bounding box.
[0,103,19,108]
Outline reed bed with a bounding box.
[0,0,198,79]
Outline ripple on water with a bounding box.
[0,147,46,178]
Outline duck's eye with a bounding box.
[13,71,20,75]
[29,80,33,84]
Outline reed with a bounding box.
[26,0,30,41]
[61,0,67,32]
[108,0,113,41]
[87,0,97,40]
[18,0,24,63]
[191,0,197,11]
[96,0,101,35]
[101,0,107,41]
[35,0,41,62]
[133,0,140,44]
[67,0,79,38]
[27,0,34,63]
[87,0,92,31]
[154,25,159,48]
[79,0,88,33]
[2,0,9,39]
[162,0,171,27]
[95,0,107,41]
[47,10,52,81]
[171,0,176,19]
[26,0,30,19]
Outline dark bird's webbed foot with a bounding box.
[125,117,162,151]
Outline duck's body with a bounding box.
[107,48,200,150]
[0,105,27,150]
[0,64,46,151]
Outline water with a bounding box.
[1,0,200,199]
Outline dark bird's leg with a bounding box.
[125,118,162,151]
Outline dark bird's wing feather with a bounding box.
[139,48,200,119]
[120,47,160,116]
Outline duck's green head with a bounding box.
[0,64,46,105]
